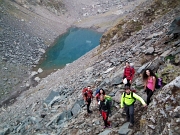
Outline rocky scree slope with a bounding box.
[0,0,145,107]
[0,0,180,135]
[0,0,48,106]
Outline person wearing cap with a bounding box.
[120,86,147,128]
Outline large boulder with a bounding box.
[167,17,180,35]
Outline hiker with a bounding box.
[120,86,147,128]
[99,95,111,129]
[95,88,105,105]
[95,88,112,115]
[122,62,135,87]
[142,69,156,105]
[82,86,93,113]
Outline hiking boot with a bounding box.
[128,123,134,128]
[88,110,92,114]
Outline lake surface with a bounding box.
[36,27,102,77]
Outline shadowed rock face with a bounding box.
[168,17,180,35]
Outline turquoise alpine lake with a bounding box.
[37,27,102,72]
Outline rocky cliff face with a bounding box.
[0,0,180,135]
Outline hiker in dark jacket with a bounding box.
[82,86,93,113]
[99,95,111,128]
[96,89,112,116]
[120,86,147,128]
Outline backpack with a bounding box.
[155,77,162,89]
[82,88,91,98]
[82,88,87,97]
[95,89,100,96]
[123,91,136,103]
[104,95,112,101]
[130,66,135,76]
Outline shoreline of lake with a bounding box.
[33,27,102,79]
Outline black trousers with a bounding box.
[87,98,91,113]
[125,79,131,87]
[145,87,153,105]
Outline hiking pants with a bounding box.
[125,79,131,87]
[87,98,91,113]
[101,110,110,127]
[124,104,134,124]
[146,87,153,105]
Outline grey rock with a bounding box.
[160,49,172,60]
[164,76,180,88]
[146,31,163,39]
[71,103,81,117]
[111,76,123,86]
[57,111,73,125]
[134,77,144,87]
[98,129,112,135]
[145,47,154,55]
[173,39,180,46]
[137,62,151,74]
[170,46,180,55]
[48,95,62,107]
[118,122,131,135]
[148,125,155,129]
[0,127,10,135]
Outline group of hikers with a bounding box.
[82,61,161,129]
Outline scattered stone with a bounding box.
[34,77,41,82]
[38,68,43,73]
[118,122,131,135]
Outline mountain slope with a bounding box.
[0,0,180,135]
[0,0,146,106]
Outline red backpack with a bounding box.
[82,88,93,99]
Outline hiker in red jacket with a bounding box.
[82,86,93,113]
[122,62,135,87]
